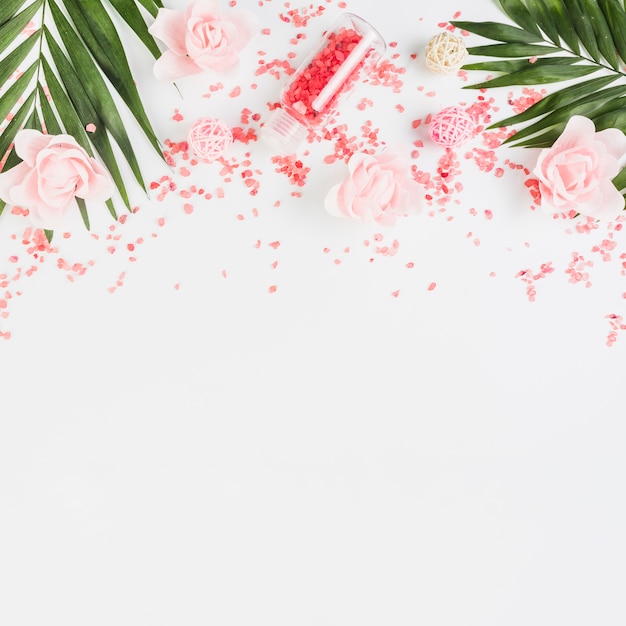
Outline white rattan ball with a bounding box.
[425,32,468,74]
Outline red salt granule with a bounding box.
[605,313,626,346]
[272,154,310,185]
[591,238,617,262]
[507,87,545,114]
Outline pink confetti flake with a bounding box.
[606,313,626,347]
[507,87,545,114]
[85,123,96,133]
[516,262,555,301]
[269,285,278,293]
[566,252,593,287]
[591,238,617,262]
[272,154,310,186]
[427,282,437,291]
[391,290,400,298]
[368,58,406,93]
[525,178,542,208]
[21,20,37,36]
[470,148,498,173]
[278,4,326,28]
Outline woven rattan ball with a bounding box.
[425,32,467,74]
[188,117,233,162]
[429,106,475,148]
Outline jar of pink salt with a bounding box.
[262,13,386,154]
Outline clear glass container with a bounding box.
[262,13,386,155]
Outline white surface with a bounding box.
[1,1,626,624]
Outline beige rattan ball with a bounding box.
[425,32,468,74]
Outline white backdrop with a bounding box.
[1,1,625,624]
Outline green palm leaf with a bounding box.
[452,0,626,158]
[525,0,560,45]
[463,61,599,90]
[0,1,41,55]
[613,168,626,193]
[0,0,165,237]
[0,0,35,28]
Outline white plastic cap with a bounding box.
[261,108,308,155]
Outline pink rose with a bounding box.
[149,0,259,82]
[534,115,626,220]
[324,147,422,225]
[0,130,113,230]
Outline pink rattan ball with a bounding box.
[188,117,233,162]
[428,106,475,148]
